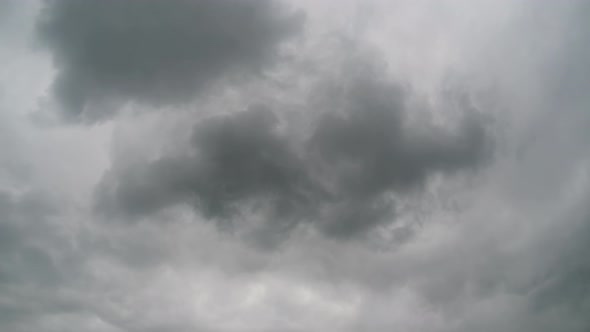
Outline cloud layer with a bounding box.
[1,0,589,331]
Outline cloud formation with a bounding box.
[37,0,303,122]
[96,65,491,241]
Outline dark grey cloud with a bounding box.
[531,214,590,322]
[517,187,590,331]
[37,0,303,122]
[307,76,490,237]
[97,104,316,229]
[96,69,491,241]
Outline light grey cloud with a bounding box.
[37,0,303,122]
[0,190,82,332]
[0,191,60,286]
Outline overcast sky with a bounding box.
[1,0,590,331]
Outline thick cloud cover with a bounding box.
[2,0,590,331]
[37,0,303,122]
[96,65,490,240]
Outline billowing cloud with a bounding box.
[37,0,303,122]
[96,65,491,241]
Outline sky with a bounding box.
[1,0,590,331]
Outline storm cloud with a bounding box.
[37,0,303,122]
[96,67,491,240]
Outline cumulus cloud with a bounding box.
[37,0,303,122]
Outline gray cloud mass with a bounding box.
[37,0,303,122]
[96,67,491,240]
